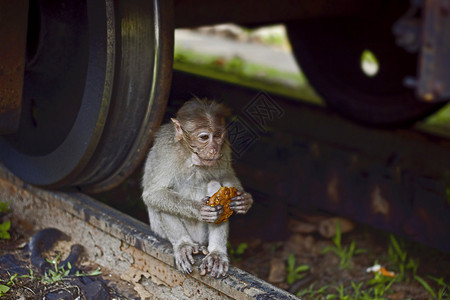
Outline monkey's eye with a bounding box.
[213,131,222,138]
[198,133,209,141]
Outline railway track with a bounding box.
[0,164,297,299]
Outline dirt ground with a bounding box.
[230,212,450,299]
[0,219,138,300]
[92,172,450,300]
[2,205,449,300]
[1,170,450,300]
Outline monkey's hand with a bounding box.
[199,250,229,278]
[174,242,208,274]
[229,191,253,214]
[199,197,224,223]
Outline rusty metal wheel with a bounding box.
[0,0,173,192]
[286,14,443,126]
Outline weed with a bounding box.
[43,253,71,284]
[0,202,10,214]
[321,274,395,300]
[0,201,11,240]
[270,242,283,254]
[416,275,437,298]
[76,267,102,277]
[0,270,36,297]
[321,220,366,269]
[294,232,446,300]
[0,274,14,297]
[335,283,349,300]
[0,220,10,240]
[296,283,329,298]
[43,253,101,284]
[0,284,9,297]
[367,271,396,299]
[285,254,309,285]
[0,253,102,297]
[351,281,364,298]
[415,275,450,300]
[228,242,248,262]
[387,235,419,280]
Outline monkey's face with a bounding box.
[190,127,226,166]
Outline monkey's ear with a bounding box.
[171,118,183,141]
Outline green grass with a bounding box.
[0,201,11,240]
[0,202,10,214]
[43,253,102,284]
[285,254,310,285]
[228,242,248,262]
[321,220,366,269]
[424,103,450,127]
[297,232,449,300]
[175,38,450,136]
[415,275,450,300]
[174,46,322,105]
[0,253,102,297]
[0,220,11,240]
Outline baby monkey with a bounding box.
[142,98,253,278]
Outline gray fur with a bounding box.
[142,123,244,276]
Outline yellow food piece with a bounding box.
[206,186,237,224]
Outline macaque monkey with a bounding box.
[142,98,253,278]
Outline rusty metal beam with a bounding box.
[174,0,380,28]
[169,70,450,252]
[417,0,450,101]
[0,0,28,134]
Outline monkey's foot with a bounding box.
[174,242,209,274]
[199,251,229,278]
[174,242,198,274]
[194,245,209,256]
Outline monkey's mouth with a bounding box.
[199,158,220,166]
[198,154,222,165]
[191,152,222,166]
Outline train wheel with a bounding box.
[0,0,173,192]
[286,15,442,126]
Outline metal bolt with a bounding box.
[423,93,435,102]
[403,76,418,88]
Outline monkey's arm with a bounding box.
[144,188,200,220]
[143,187,223,222]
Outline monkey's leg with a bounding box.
[160,213,202,274]
[183,218,209,254]
[147,209,167,239]
[200,222,229,278]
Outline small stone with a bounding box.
[283,235,304,256]
[302,235,315,252]
[267,257,286,283]
[82,281,110,300]
[289,219,317,234]
[318,217,355,239]
[45,290,73,300]
[390,291,406,300]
